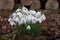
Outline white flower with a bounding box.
[16,8,21,12]
[13,17,19,23]
[12,13,17,19]
[16,12,23,18]
[22,7,28,14]
[38,14,46,23]
[17,20,22,25]
[8,18,16,26]
[12,13,16,18]
[8,18,12,22]
[38,19,42,23]
[8,18,13,22]
[35,11,41,18]
[29,10,36,15]
[31,17,38,23]
[10,22,15,26]
[26,25,31,30]
[21,18,26,24]
[12,13,16,16]
[8,6,46,26]
[40,14,46,21]
[16,12,21,15]
[25,15,32,22]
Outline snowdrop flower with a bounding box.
[13,17,19,23]
[8,18,12,22]
[29,10,36,15]
[25,16,29,22]
[16,8,21,12]
[31,17,38,23]
[26,25,31,30]
[40,14,46,21]
[12,13,16,16]
[16,12,21,15]
[16,12,23,18]
[25,15,32,22]
[10,22,16,26]
[21,18,26,24]
[8,6,46,26]
[22,7,28,14]
[18,20,22,25]
[8,18,16,26]
[8,18,14,23]
[35,11,41,18]
[38,19,42,23]
[12,13,17,19]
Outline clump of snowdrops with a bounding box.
[8,7,46,37]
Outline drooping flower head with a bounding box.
[8,7,46,26]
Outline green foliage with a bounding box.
[25,22,42,37]
[15,22,42,37]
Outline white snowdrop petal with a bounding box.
[16,12,23,18]
[37,11,41,15]
[25,16,28,22]
[38,19,42,23]
[26,15,32,22]
[26,25,31,30]
[21,18,26,24]
[18,20,21,25]
[29,10,36,15]
[12,13,16,16]
[35,11,41,18]
[16,12,22,15]
[11,13,17,19]
[8,18,13,22]
[10,22,15,26]
[13,17,19,23]
[40,14,46,21]
[31,17,37,23]
[22,7,28,14]
[8,18,12,22]
[12,16,16,19]
[16,8,21,12]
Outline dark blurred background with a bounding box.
[14,0,60,10]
